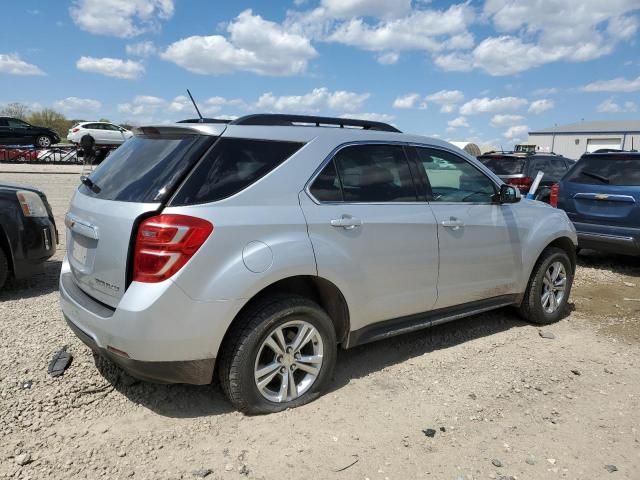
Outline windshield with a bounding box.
[477,156,526,175]
[566,155,640,186]
[79,134,214,202]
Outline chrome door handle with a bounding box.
[441,218,464,230]
[330,216,362,230]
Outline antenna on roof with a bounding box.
[186,89,203,123]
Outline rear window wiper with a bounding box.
[580,170,610,184]
[80,175,101,194]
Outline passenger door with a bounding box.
[299,143,439,331]
[7,118,30,144]
[0,118,11,144]
[412,147,521,309]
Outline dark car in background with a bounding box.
[0,184,57,289]
[0,116,61,148]
[478,151,575,203]
[556,151,640,256]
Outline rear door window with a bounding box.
[477,156,526,175]
[309,160,343,202]
[330,144,417,202]
[170,138,304,205]
[566,155,640,186]
[79,134,214,202]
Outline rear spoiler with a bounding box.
[133,124,227,137]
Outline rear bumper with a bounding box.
[59,256,242,385]
[64,315,215,384]
[574,222,640,256]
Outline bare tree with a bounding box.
[0,102,30,120]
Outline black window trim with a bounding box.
[305,140,426,205]
[408,144,502,206]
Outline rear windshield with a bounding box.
[79,134,214,202]
[477,156,526,175]
[566,155,640,186]
[170,138,304,205]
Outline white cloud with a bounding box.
[126,41,157,57]
[447,116,469,129]
[117,95,166,116]
[256,88,369,113]
[53,97,102,114]
[503,125,528,141]
[532,87,558,96]
[326,4,474,56]
[167,95,246,115]
[321,0,412,19]
[459,96,528,115]
[76,56,144,79]
[490,114,525,128]
[70,0,174,38]
[433,1,639,75]
[528,99,554,114]
[472,0,640,75]
[0,53,45,76]
[377,52,400,64]
[392,93,422,109]
[340,112,395,122]
[582,76,640,92]
[597,98,638,113]
[425,89,464,113]
[161,9,317,76]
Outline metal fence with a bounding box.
[0,145,80,164]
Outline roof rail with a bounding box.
[229,114,401,133]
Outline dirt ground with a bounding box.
[1,165,639,480]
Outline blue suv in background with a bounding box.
[556,151,640,256]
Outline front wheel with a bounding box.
[35,135,52,148]
[518,247,574,324]
[219,296,337,414]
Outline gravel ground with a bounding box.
[1,166,639,480]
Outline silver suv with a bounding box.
[60,114,577,414]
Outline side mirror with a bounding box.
[498,184,521,204]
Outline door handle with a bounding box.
[441,218,464,230]
[330,215,362,230]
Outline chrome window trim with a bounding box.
[304,140,503,206]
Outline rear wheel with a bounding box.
[518,247,574,324]
[219,296,337,414]
[35,135,52,148]
[0,248,8,290]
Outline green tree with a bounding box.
[0,102,30,120]
[28,108,73,139]
[99,118,110,123]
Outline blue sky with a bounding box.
[0,0,639,147]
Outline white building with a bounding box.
[528,120,640,160]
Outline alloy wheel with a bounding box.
[541,261,567,314]
[254,320,324,403]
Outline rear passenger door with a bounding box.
[300,143,439,331]
[412,147,520,309]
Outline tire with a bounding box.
[218,295,337,415]
[0,248,8,291]
[35,135,52,148]
[518,247,574,324]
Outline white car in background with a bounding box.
[67,122,133,146]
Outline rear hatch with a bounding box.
[477,155,528,188]
[65,126,220,307]
[558,153,640,227]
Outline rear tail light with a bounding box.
[72,128,80,133]
[133,214,213,283]
[508,177,533,192]
[549,183,560,208]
